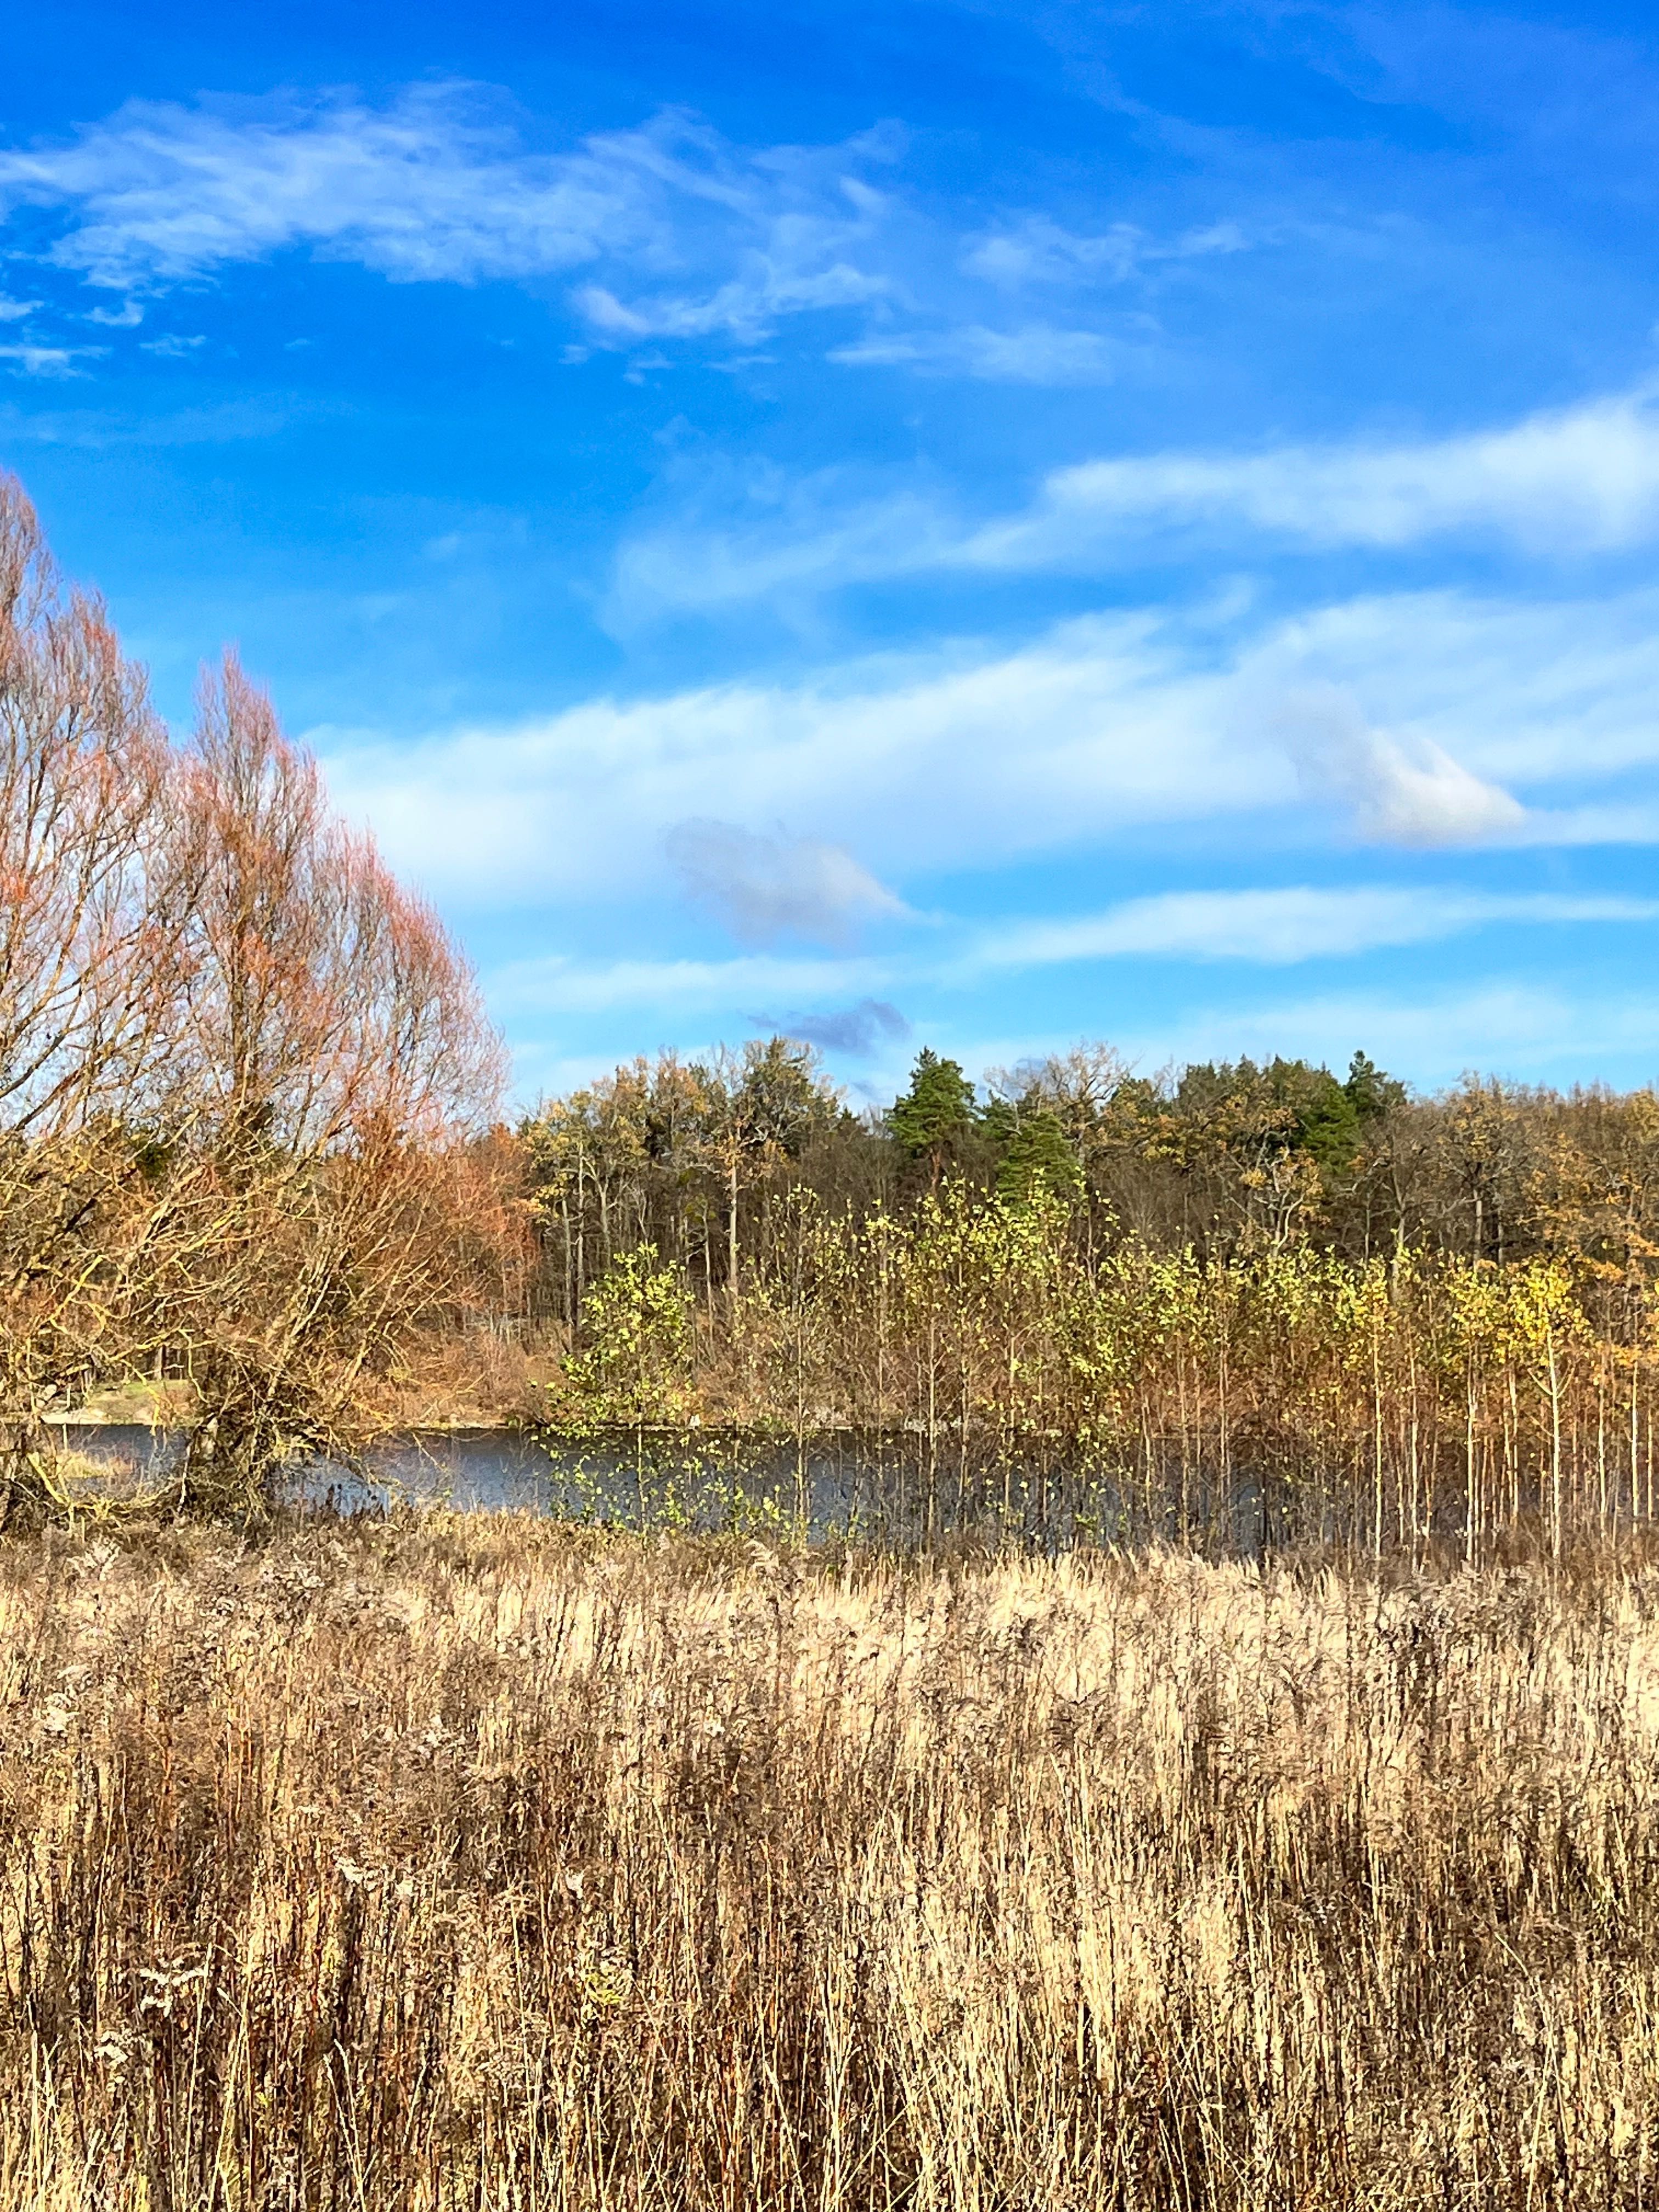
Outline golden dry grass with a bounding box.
[1,1515,1657,2207]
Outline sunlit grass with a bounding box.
[2,1512,1657,2205]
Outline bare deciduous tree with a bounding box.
[0,478,517,1514]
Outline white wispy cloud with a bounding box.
[1119,983,1659,1091]
[0,84,1253,380]
[320,578,1659,916]
[0,341,93,376]
[828,321,1118,383]
[0,395,303,446]
[967,386,1659,562]
[481,884,1656,1039]
[608,473,963,626]
[317,612,1276,908]
[934,980,1659,1097]
[616,385,1659,618]
[963,888,1657,972]
[0,87,900,348]
[572,255,886,346]
[960,214,1248,288]
[1,86,624,286]
[489,949,892,1018]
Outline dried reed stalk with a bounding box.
[1,1515,1655,2207]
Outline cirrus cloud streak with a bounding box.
[616,386,1659,623]
[316,579,1659,916]
[488,884,1657,1024]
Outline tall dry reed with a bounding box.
[1,1514,1656,2207]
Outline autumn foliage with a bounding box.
[0,477,512,1512]
[524,1047,1659,1559]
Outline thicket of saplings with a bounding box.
[524,1038,1659,1558]
[5,1512,1659,2209]
[0,478,514,1520]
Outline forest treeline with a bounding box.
[525,1031,1659,1299]
[521,1029,1659,1555]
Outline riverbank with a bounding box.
[42,1356,542,1434]
[2,1513,1654,2207]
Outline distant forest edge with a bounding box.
[4,468,1658,1552]
[521,1035,1659,1556]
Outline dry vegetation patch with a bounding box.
[1,1516,1657,2207]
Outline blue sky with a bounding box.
[4,0,1659,1105]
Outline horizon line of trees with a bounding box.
[523,1032,1659,1311]
[521,1037,1659,1555]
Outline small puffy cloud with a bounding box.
[1344,737,1526,846]
[663,819,910,947]
[0,294,38,321]
[1278,685,1527,845]
[761,998,911,1054]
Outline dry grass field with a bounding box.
[1,1514,1657,2209]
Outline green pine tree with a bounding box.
[995,1107,1084,1207]
[1345,1049,1406,1122]
[889,1048,977,1188]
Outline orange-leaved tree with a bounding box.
[0,474,518,1514]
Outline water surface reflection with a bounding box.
[60,1422,1274,1553]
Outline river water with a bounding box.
[54,1421,1208,1549]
